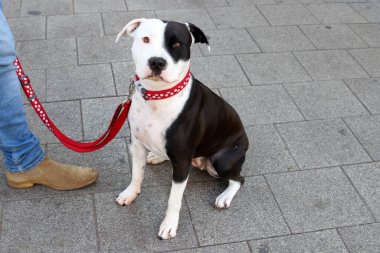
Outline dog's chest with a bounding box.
[129,83,191,158]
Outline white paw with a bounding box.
[158,215,179,240]
[147,151,166,164]
[116,186,140,205]
[215,191,234,209]
[215,180,241,209]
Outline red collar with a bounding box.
[135,69,191,100]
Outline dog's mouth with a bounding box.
[143,74,165,82]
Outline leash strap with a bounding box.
[14,57,131,153]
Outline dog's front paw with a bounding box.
[147,152,167,164]
[158,215,179,240]
[116,187,140,206]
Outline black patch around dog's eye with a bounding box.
[164,22,192,63]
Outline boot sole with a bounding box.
[7,180,34,189]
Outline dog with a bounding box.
[115,18,249,240]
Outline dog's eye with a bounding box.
[142,37,150,43]
[173,42,181,48]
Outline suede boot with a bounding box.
[5,157,98,190]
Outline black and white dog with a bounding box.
[115,18,249,240]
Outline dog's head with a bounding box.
[116,18,208,85]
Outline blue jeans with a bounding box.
[0,2,45,172]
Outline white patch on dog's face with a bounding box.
[130,19,189,84]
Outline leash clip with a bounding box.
[125,74,136,102]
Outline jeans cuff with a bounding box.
[4,148,46,173]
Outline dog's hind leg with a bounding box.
[211,143,247,209]
[215,179,242,208]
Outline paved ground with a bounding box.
[1,0,380,252]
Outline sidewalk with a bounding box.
[1,0,380,252]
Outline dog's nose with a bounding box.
[148,57,167,74]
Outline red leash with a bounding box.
[14,57,131,153]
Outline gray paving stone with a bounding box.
[350,3,380,22]
[345,78,380,114]
[23,69,47,104]
[185,176,290,245]
[102,11,156,35]
[294,50,368,80]
[266,167,374,233]
[323,0,371,2]
[78,35,133,64]
[207,6,268,29]
[306,3,367,24]
[74,0,127,13]
[169,242,250,253]
[338,223,380,253]
[243,125,298,176]
[0,200,2,229]
[236,52,312,85]
[126,0,179,11]
[47,13,103,39]
[8,16,46,41]
[191,55,250,89]
[139,161,174,187]
[20,0,73,16]
[2,0,21,17]
[0,195,97,252]
[300,24,367,49]
[17,38,77,69]
[156,9,216,30]
[201,29,260,55]
[220,85,304,125]
[350,24,380,47]
[345,115,380,161]
[276,0,323,3]
[257,4,319,25]
[47,138,130,193]
[276,119,372,169]
[284,80,368,120]
[81,97,130,140]
[177,0,229,8]
[249,230,348,253]
[112,61,137,96]
[344,162,380,220]
[95,189,198,252]
[25,100,83,144]
[227,0,276,4]
[349,48,380,77]
[46,64,115,101]
[247,26,315,52]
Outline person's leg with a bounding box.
[0,2,45,172]
[0,4,98,190]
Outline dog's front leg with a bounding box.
[158,160,191,240]
[116,137,147,205]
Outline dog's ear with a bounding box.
[187,23,209,46]
[116,18,144,43]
